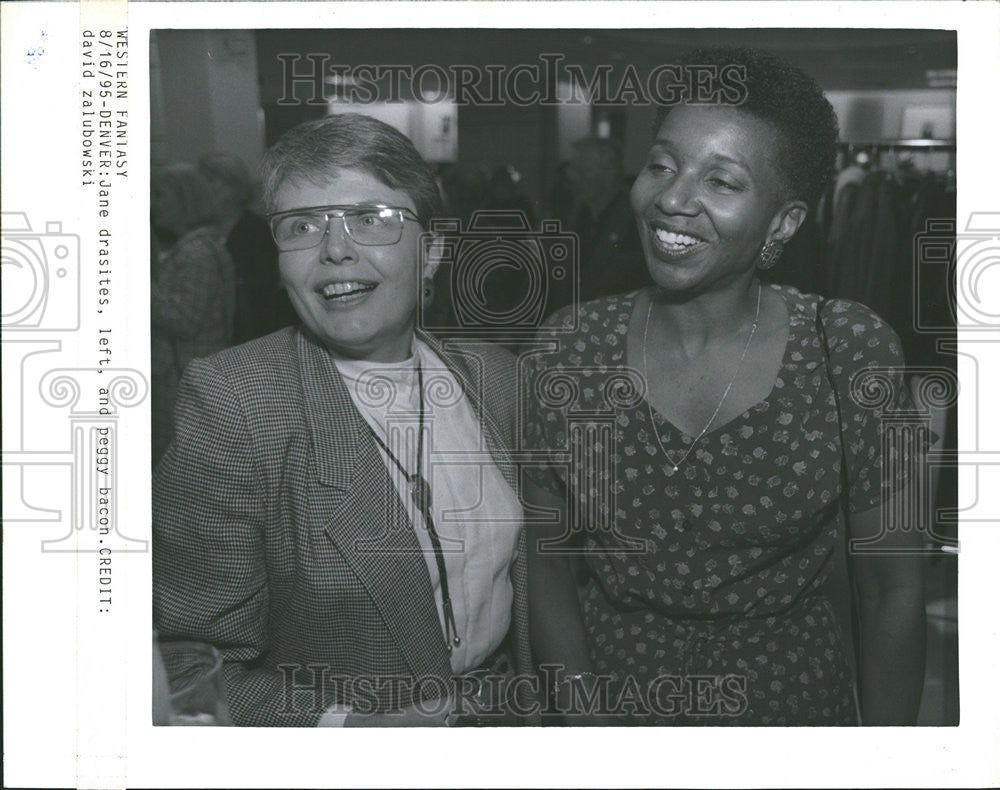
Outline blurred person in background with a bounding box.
[547,160,577,229]
[551,135,648,311]
[485,164,537,227]
[199,151,297,342]
[424,163,491,332]
[150,162,236,464]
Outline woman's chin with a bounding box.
[645,259,705,293]
[307,324,415,363]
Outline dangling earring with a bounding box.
[757,239,784,270]
[421,278,435,305]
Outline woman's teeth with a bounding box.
[654,229,702,248]
[321,281,375,298]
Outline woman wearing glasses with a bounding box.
[153,114,535,726]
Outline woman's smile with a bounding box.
[630,105,795,292]
[316,278,380,304]
[645,222,711,259]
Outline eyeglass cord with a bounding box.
[365,364,462,652]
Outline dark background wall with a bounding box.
[153,28,957,207]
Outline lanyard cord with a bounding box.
[365,364,462,651]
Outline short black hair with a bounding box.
[653,47,839,208]
[260,113,442,226]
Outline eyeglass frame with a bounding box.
[266,203,422,250]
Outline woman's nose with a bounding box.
[654,173,699,214]
[319,215,357,264]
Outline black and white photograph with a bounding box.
[2,3,999,788]
[150,26,959,729]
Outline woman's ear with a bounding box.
[769,200,809,244]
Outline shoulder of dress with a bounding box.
[543,293,631,332]
[816,296,894,335]
[772,283,894,332]
[816,298,905,368]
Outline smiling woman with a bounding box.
[270,172,428,362]
[524,48,928,726]
[630,106,807,297]
[153,114,537,727]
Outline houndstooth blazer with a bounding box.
[153,327,537,726]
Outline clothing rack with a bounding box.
[838,139,955,171]
[816,136,956,372]
[838,138,955,150]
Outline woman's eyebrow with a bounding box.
[650,141,752,171]
[705,153,750,167]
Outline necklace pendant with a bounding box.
[409,474,432,515]
[672,465,679,473]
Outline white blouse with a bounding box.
[333,339,522,677]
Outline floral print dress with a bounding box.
[524,284,915,725]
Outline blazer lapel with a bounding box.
[296,330,453,681]
[297,329,365,489]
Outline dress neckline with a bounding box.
[619,284,804,442]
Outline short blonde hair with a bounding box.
[260,113,441,225]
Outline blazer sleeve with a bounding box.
[153,357,334,726]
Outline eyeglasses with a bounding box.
[267,204,420,251]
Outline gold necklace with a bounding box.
[640,283,762,474]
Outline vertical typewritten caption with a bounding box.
[81,28,127,612]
